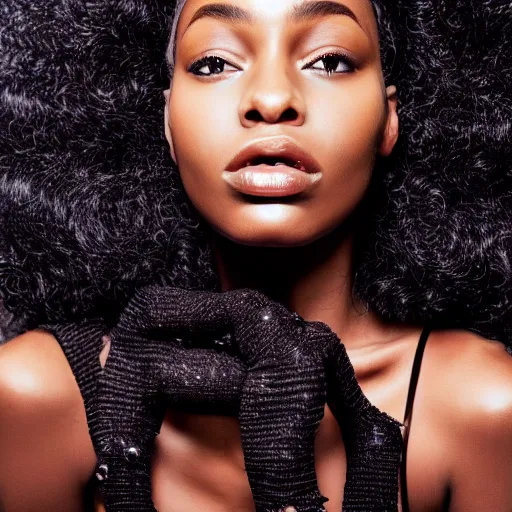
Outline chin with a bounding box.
[209,204,331,248]
[218,230,318,248]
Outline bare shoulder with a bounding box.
[0,330,81,402]
[417,331,512,509]
[428,330,512,426]
[0,330,96,511]
[0,329,99,430]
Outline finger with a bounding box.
[240,360,329,511]
[41,320,105,421]
[154,343,245,415]
[122,286,233,336]
[93,335,246,511]
[97,333,246,440]
[92,335,163,511]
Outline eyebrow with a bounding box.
[184,1,364,35]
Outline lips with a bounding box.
[222,137,323,197]
[225,137,322,175]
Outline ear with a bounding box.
[378,85,399,157]
[163,88,177,163]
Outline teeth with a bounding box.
[244,159,307,170]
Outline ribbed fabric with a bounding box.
[44,286,403,512]
[305,321,403,511]
[42,319,105,425]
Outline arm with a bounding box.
[0,331,96,512]
[449,400,512,511]
[446,340,512,511]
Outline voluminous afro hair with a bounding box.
[0,0,216,331]
[359,1,512,341]
[0,0,511,343]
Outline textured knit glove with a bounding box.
[305,322,403,511]
[45,286,403,512]
[93,286,332,512]
[44,314,246,511]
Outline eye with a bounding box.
[188,55,238,77]
[303,52,356,75]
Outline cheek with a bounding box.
[304,78,385,222]
[170,87,220,168]
[169,79,238,206]
[310,77,384,166]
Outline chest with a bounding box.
[149,361,449,512]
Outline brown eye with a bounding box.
[188,55,237,77]
[304,52,356,75]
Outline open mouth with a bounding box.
[222,137,323,197]
[223,157,322,197]
[244,156,307,172]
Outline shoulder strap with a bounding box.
[400,327,431,512]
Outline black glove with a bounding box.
[305,321,403,512]
[44,312,246,512]
[44,286,403,512]
[93,286,332,512]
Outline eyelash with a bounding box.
[187,51,356,78]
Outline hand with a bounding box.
[47,286,404,512]
[93,286,333,512]
[45,307,248,512]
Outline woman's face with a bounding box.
[166,0,398,247]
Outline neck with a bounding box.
[209,225,403,350]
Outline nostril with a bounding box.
[245,109,264,123]
[280,107,299,123]
[244,107,299,124]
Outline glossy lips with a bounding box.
[222,137,323,197]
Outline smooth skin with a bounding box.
[1,1,512,511]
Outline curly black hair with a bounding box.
[0,0,511,343]
[360,1,512,340]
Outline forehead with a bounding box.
[175,0,378,43]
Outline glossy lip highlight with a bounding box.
[222,164,323,197]
[222,136,323,197]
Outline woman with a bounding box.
[0,0,511,511]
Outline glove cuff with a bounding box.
[95,456,156,512]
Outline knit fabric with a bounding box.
[44,286,403,511]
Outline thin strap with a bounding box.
[400,327,431,512]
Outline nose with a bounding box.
[238,57,306,128]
